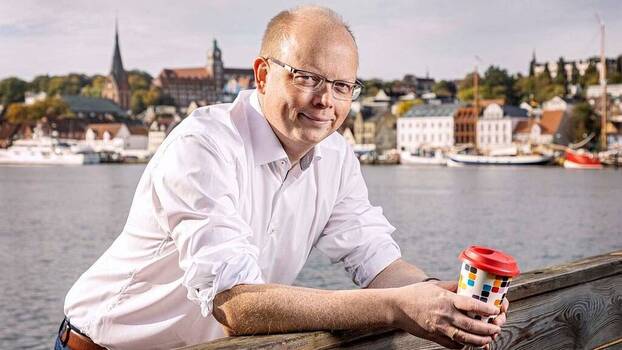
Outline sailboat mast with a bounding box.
[599,19,608,151]
[473,65,479,149]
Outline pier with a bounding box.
[184,250,622,350]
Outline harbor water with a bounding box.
[1,164,621,349]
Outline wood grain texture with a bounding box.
[180,250,622,350]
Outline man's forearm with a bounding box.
[366,258,430,289]
[213,283,395,335]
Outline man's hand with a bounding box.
[386,280,504,349]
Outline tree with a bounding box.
[432,80,457,97]
[0,77,28,105]
[4,97,71,124]
[128,70,153,91]
[581,63,599,87]
[571,101,599,147]
[81,75,106,97]
[4,103,28,123]
[30,75,51,92]
[479,66,518,104]
[570,63,580,85]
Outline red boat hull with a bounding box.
[564,149,602,169]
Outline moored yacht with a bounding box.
[0,137,100,165]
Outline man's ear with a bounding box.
[253,57,269,94]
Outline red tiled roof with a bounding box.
[514,110,565,136]
[160,67,210,79]
[128,125,148,136]
[87,123,124,139]
[540,110,564,134]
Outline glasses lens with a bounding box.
[292,72,323,88]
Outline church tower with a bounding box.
[207,39,224,100]
[102,20,131,110]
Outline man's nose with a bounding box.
[311,82,334,109]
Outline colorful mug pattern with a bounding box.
[457,262,511,323]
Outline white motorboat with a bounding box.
[447,152,553,166]
[0,137,100,165]
[400,149,447,165]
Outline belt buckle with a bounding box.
[59,318,71,345]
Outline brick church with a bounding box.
[154,39,255,107]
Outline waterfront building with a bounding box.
[101,22,130,111]
[586,84,622,102]
[397,104,460,152]
[514,97,572,145]
[352,91,392,146]
[153,40,254,107]
[454,107,477,146]
[477,104,529,150]
[85,123,148,151]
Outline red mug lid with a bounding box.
[459,245,520,277]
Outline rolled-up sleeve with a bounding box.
[151,134,264,317]
[315,147,401,288]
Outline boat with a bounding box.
[599,149,622,167]
[400,149,447,165]
[448,152,553,166]
[0,137,100,165]
[563,149,602,169]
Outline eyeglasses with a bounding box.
[265,57,363,101]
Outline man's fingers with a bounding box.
[501,297,510,313]
[453,313,501,336]
[432,335,464,349]
[492,312,506,327]
[449,327,494,348]
[453,295,499,316]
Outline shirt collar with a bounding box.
[246,90,322,169]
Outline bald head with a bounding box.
[260,6,358,64]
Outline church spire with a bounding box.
[111,17,126,81]
[102,17,130,110]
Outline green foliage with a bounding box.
[4,97,71,124]
[81,75,106,97]
[0,77,28,105]
[432,80,457,97]
[481,66,518,104]
[128,70,153,91]
[46,73,92,96]
[30,75,51,92]
[581,64,599,87]
[130,86,165,114]
[570,101,599,145]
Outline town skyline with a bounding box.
[2,0,622,82]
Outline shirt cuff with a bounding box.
[184,252,265,317]
[346,238,402,288]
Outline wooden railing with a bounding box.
[183,250,622,350]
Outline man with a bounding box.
[58,6,508,350]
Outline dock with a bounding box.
[183,250,622,349]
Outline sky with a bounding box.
[1,0,621,82]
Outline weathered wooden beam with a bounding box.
[181,250,622,350]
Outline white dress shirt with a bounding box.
[64,89,401,350]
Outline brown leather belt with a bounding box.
[59,319,106,350]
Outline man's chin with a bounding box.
[298,130,331,146]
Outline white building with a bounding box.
[586,84,622,101]
[397,104,460,151]
[85,123,150,159]
[477,104,529,150]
